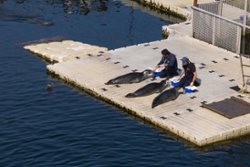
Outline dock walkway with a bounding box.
[47,36,250,146]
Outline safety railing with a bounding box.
[192,5,250,54]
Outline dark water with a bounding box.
[1,0,250,166]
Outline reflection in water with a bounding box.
[57,0,114,15]
[113,0,184,23]
[0,6,54,25]
[0,0,115,16]
[128,7,134,45]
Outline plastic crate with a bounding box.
[171,81,179,86]
[170,77,179,86]
[185,86,197,93]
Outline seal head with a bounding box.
[47,82,53,90]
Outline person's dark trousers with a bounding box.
[178,77,193,89]
[159,67,177,79]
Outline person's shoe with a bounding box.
[151,76,156,81]
[183,88,186,94]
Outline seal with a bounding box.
[152,86,181,108]
[125,80,168,98]
[105,69,152,85]
[26,18,55,25]
[47,82,53,90]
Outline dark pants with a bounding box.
[159,67,177,78]
[178,77,193,89]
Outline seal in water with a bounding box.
[47,82,53,90]
[152,86,181,108]
[125,80,168,98]
[105,69,152,85]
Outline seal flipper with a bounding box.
[125,93,136,98]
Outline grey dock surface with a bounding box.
[47,36,250,146]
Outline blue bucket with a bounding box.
[154,72,160,77]
[171,81,179,86]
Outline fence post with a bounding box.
[212,17,216,45]
[193,0,197,7]
[218,1,222,16]
[243,0,247,35]
[236,26,242,55]
[192,9,194,38]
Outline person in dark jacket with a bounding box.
[154,49,178,79]
[177,57,197,93]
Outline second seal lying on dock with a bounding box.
[125,80,168,98]
[152,86,181,108]
[105,69,152,85]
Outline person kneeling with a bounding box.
[177,57,197,94]
[154,49,178,80]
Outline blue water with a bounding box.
[1,0,250,166]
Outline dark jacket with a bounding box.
[157,52,178,71]
[184,62,196,80]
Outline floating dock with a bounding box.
[24,40,108,63]
[43,35,250,146]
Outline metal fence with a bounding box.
[192,0,250,55]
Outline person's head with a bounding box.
[161,49,170,58]
[181,57,190,68]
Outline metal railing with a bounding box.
[192,5,250,54]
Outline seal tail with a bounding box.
[125,93,136,98]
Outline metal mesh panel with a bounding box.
[214,18,238,52]
[222,3,250,24]
[198,2,219,14]
[193,9,213,44]
[223,0,250,11]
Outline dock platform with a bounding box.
[24,40,108,63]
[46,36,250,146]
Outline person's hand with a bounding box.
[164,64,168,67]
[155,65,159,69]
[190,82,194,87]
[177,76,181,81]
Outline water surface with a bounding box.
[1,0,250,166]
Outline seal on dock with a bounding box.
[152,86,181,108]
[125,80,168,98]
[105,69,152,85]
